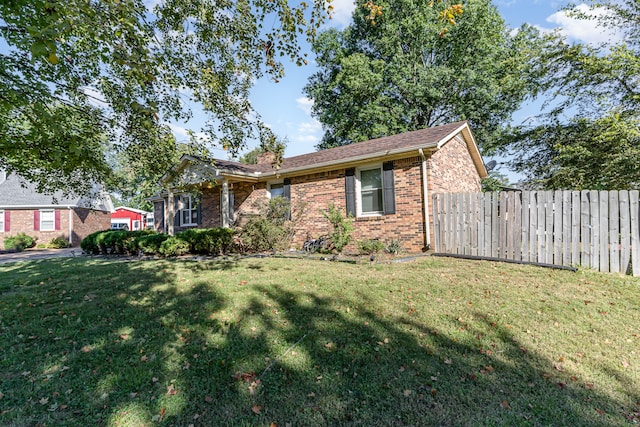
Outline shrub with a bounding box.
[136,233,170,255]
[385,239,404,255]
[159,236,190,257]
[48,237,71,249]
[176,228,234,255]
[323,203,353,254]
[357,238,385,255]
[4,233,37,252]
[238,197,299,253]
[81,230,105,254]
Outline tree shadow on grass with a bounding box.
[0,258,637,426]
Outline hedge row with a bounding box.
[80,228,235,257]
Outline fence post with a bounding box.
[631,191,639,277]
[620,191,631,275]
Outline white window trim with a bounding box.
[179,194,198,226]
[40,209,55,231]
[0,209,4,233]
[356,163,384,217]
[267,180,285,199]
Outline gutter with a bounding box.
[418,149,431,250]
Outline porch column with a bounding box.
[167,187,175,236]
[221,179,230,228]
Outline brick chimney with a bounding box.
[256,151,276,166]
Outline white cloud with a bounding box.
[328,0,356,28]
[298,120,322,134]
[296,96,315,115]
[296,134,320,144]
[545,4,623,45]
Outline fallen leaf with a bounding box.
[403,390,412,397]
[596,408,605,415]
[431,388,438,396]
[239,280,248,286]
[251,405,262,414]
[500,400,511,410]
[0,392,4,400]
[444,359,452,365]
[159,407,166,422]
[325,342,334,349]
[270,423,278,427]
[140,355,148,362]
[307,392,316,398]
[152,377,159,383]
[166,384,177,395]
[39,397,49,405]
[205,396,213,403]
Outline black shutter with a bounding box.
[345,168,356,217]
[283,178,292,220]
[382,161,396,215]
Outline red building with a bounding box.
[111,207,153,231]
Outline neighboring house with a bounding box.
[111,206,153,231]
[151,121,487,253]
[0,171,114,248]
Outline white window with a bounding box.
[179,194,198,226]
[0,210,4,232]
[132,220,141,230]
[357,165,383,215]
[40,209,55,231]
[268,182,284,199]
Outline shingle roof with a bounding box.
[0,172,113,211]
[168,121,485,182]
[255,121,469,173]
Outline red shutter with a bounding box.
[55,210,61,230]
[34,210,40,231]
[4,211,9,232]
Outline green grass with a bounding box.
[0,255,638,426]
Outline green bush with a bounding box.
[80,230,104,254]
[159,236,190,257]
[81,230,156,255]
[385,239,404,255]
[357,238,385,255]
[176,228,234,255]
[323,203,353,254]
[47,237,71,249]
[4,233,37,252]
[136,233,170,255]
[238,197,296,252]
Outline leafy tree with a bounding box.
[0,0,329,195]
[498,0,640,189]
[304,0,535,150]
[481,170,510,192]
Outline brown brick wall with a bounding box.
[0,208,110,248]
[427,135,482,194]
[287,160,428,253]
[161,133,482,254]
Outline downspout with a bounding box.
[418,149,431,251]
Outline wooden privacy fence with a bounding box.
[432,190,640,276]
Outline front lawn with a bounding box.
[0,256,638,426]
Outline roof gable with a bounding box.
[167,121,487,182]
[0,173,114,211]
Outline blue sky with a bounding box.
[173,0,616,166]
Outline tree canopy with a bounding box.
[304,0,535,151]
[0,0,328,195]
[498,0,640,189]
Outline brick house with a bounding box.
[0,171,114,248]
[152,121,487,253]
